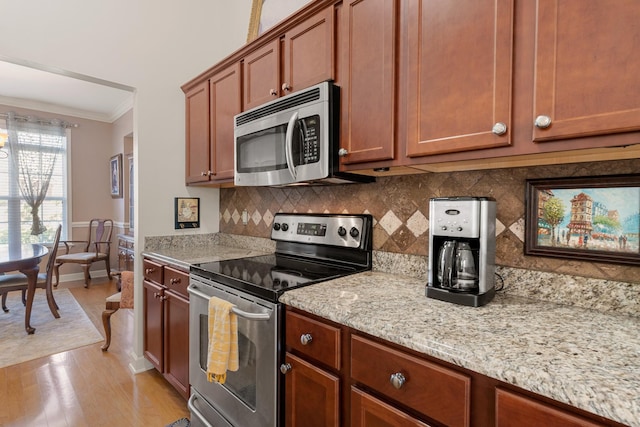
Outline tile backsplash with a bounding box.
[220,159,639,283]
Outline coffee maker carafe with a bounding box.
[427,197,496,307]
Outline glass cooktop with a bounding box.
[191,254,363,302]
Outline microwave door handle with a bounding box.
[285,111,298,180]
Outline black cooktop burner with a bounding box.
[191,254,363,302]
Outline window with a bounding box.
[0,123,68,246]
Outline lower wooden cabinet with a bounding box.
[142,258,190,399]
[495,388,606,427]
[284,352,340,427]
[351,387,430,427]
[284,307,625,427]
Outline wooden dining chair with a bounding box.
[101,270,134,351]
[54,218,113,288]
[0,224,62,318]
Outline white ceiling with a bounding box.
[0,60,134,123]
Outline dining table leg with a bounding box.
[19,266,39,334]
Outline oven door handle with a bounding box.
[188,285,272,321]
[188,393,215,427]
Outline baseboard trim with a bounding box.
[129,351,154,374]
[56,270,110,284]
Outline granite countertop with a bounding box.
[279,271,640,427]
[141,245,268,272]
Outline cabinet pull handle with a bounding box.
[170,278,181,285]
[338,148,348,157]
[390,372,406,389]
[270,88,278,96]
[280,363,292,374]
[534,115,552,129]
[200,171,208,176]
[492,122,507,136]
[300,333,313,345]
[282,83,291,92]
[145,268,155,275]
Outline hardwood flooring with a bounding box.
[0,278,189,426]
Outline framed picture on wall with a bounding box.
[110,154,123,198]
[525,174,640,265]
[175,197,200,229]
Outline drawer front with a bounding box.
[143,258,163,285]
[164,266,189,299]
[351,335,470,427]
[496,388,605,427]
[351,387,431,427]
[286,311,341,370]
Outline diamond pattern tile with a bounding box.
[219,159,640,283]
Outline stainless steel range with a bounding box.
[187,213,373,427]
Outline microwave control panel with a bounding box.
[301,115,320,164]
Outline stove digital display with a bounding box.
[297,222,327,236]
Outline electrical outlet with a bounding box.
[242,209,248,225]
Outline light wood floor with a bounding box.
[0,277,190,426]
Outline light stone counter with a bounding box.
[279,271,640,427]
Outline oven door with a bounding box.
[188,275,281,427]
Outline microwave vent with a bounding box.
[236,87,321,126]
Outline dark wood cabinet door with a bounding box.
[283,6,334,95]
[405,0,514,157]
[163,290,190,399]
[496,388,605,427]
[339,0,397,166]
[532,0,640,142]
[210,63,241,182]
[243,39,280,110]
[143,279,164,372]
[284,352,339,427]
[185,80,211,183]
[351,387,430,427]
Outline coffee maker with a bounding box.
[427,197,496,307]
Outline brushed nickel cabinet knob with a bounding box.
[534,115,552,129]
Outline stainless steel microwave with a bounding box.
[233,81,374,186]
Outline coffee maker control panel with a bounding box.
[431,199,481,238]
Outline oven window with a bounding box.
[198,314,258,410]
[237,125,287,173]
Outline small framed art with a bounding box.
[525,174,640,265]
[175,197,200,229]
[110,154,123,198]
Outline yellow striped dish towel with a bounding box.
[206,296,239,384]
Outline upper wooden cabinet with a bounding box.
[405,0,514,158]
[338,0,398,167]
[185,63,241,185]
[243,6,334,110]
[531,0,640,143]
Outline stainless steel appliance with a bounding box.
[233,81,374,186]
[427,197,496,307]
[188,213,373,427]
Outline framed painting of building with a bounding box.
[525,174,640,265]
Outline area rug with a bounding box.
[0,288,103,368]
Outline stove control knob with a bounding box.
[338,226,347,237]
[457,226,463,231]
[273,223,281,231]
[280,363,292,374]
[281,223,289,231]
[350,227,360,238]
[441,226,448,231]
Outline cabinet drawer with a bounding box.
[495,388,605,427]
[286,311,341,370]
[143,258,163,285]
[164,266,189,299]
[351,335,470,427]
[351,387,430,427]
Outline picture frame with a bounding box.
[247,0,311,42]
[175,197,200,229]
[525,174,640,265]
[110,154,123,198]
